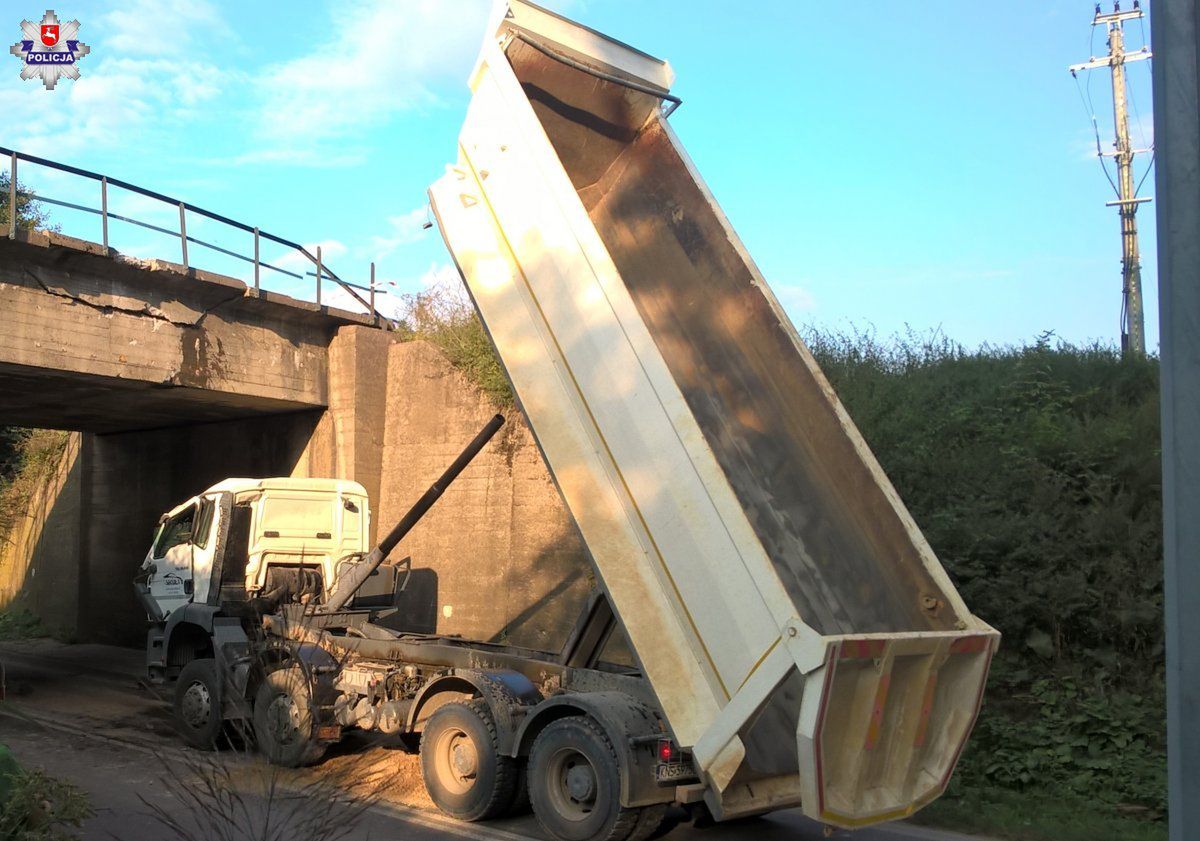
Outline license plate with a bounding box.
[315,725,342,742]
[654,762,697,783]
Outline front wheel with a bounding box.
[252,667,326,767]
[528,716,656,841]
[420,699,516,821]
[173,658,223,750]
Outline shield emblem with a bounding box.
[40,24,59,46]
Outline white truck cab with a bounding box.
[137,477,371,680]
[141,477,370,619]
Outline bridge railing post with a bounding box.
[253,227,260,291]
[8,152,16,239]
[100,176,109,251]
[178,202,188,272]
[316,246,322,307]
[370,262,376,322]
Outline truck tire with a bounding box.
[174,658,223,750]
[252,668,327,767]
[528,716,648,841]
[420,699,516,821]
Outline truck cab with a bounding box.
[136,477,372,681]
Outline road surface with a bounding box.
[0,640,987,841]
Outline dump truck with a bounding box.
[134,2,997,838]
[427,0,999,830]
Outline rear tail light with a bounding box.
[657,738,677,763]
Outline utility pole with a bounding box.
[1069,1,1153,356]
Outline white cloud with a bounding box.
[273,238,349,272]
[245,0,585,163]
[4,0,234,158]
[100,0,231,57]
[370,206,432,259]
[419,261,465,291]
[249,0,492,158]
[772,283,816,315]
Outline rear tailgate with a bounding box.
[799,633,996,826]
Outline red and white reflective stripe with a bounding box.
[839,638,886,660]
[913,672,939,747]
[865,671,892,750]
[949,635,990,655]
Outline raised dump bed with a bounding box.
[430,1,998,827]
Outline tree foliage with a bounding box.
[0,174,53,232]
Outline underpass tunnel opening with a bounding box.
[0,411,324,645]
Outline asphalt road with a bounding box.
[0,640,986,841]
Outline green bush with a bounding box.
[398,285,513,405]
[0,611,48,641]
[806,328,1165,819]
[0,745,92,841]
[0,431,69,546]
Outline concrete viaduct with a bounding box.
[0,222,596,654]
[0,228,398,641]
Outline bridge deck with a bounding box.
[0,229,376,433]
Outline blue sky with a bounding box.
[1,0,1158,349]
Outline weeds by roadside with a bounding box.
[0,611,47,641]
[806,326,1165,839]
[916,782,1166,841]
[0,431,69,547]
[138,750,388,841]
[399,283,513,405]
[0,745,92,841]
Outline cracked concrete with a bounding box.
[24,266,246,329]
[0,230,368,431]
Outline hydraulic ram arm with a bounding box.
[321,414,505,612]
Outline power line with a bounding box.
[1073,71,1121,196]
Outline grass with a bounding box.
[0,430,69,546]
[0,744,92,841]
[398,283,513,406]
[0,609,49,641]
[915,782,1166,841]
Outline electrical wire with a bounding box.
[1126,18,1153,154]
[1134,150,1155,196]
[1073,70,1120,196]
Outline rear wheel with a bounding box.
[421,699,516,821]
[252,667,326,767]
[173,658,223,750]
[528,716,652,841]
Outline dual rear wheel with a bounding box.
[420,705,669,841]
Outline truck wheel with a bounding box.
[174,658,223,750]
[420,699,516,821]
[253,668,326,767]
[528,716,645,841]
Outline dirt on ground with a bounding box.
[315,741,435,811]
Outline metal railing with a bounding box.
[1,145,390,324]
